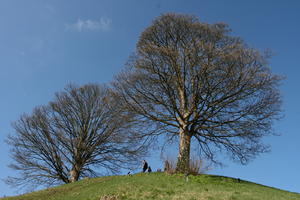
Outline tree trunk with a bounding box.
[69,166,80,183]
[175,127,191,173]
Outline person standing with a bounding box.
[142,160,148,173]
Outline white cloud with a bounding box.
[66,18,112,32]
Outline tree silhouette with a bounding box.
[113,13,282,173]
[7,84,146,188]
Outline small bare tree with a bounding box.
[113,13,282,173]
[6,84,146,188]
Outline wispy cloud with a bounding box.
[66,18,112,32]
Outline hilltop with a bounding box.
[2,173,300,200]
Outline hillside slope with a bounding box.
[2,173,300,200]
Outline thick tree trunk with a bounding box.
[69,165,80,183]
[175,127,191,173]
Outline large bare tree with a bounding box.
[113,13,282,173]
[6,84,146,188]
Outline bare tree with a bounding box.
[113,13,282,173]
[6,84,146,188]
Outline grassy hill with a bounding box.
[1,173,300,200]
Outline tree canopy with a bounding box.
[7,84,145,188]
[113,13,282,172]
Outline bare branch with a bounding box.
[6,84,148,188]
[113,13,283,172]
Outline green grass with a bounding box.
[1,173,300,200]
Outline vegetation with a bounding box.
[6,84,146,188]
[1,173,299,200]
[113,13,282,173]
[5,13,283,192]
[163,157,210,175]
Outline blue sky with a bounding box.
[0,0,299,196]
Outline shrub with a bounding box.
[163,157,210,175]
[163,159,176,174]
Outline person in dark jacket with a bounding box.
[142,160,148,173]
